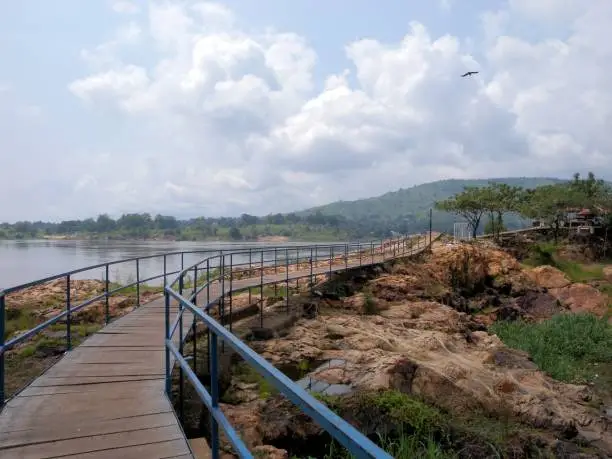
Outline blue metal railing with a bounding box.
[163,235,432,458]
[0,237,402,406]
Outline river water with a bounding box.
[0,239,338,289]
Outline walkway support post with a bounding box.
[66,275,71,351]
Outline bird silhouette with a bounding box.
[461,71,479,77]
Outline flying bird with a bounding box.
[461,71,479,77]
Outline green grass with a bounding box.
[313,431,455,459]
[490,313,612,383]
[306,390,528,459]
[522,243,606,283]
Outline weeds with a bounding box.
[490,313,612,383]
[362,289,378,315]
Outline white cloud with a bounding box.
[111,1,139,14]
[4,0,612,221]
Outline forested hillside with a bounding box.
[0,177,568,241]
[298,177,563,235]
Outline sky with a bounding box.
[1,0,611,222]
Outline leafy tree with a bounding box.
[481,182,523,240]
[484,216,507,235]
[435,186,488,237]
[96,214,116,232]
[228,227,242,240]
[518,184,584,242]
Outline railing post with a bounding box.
[136,259,140,307]
[370,241,374,264]
[220,255,225,354]
[192,266,198,373]
[429,207,433,249]
[309,247,313,289]
[285,248,289,313]
[206,259,210,372]
[0,291,5,407]
[229,254,233,332]
[329,246,333,277]
[163,254,167,287]
[210,333,220,459]
[274,249,278,274]
[178,293,184,424]
[164,288,171,396]
[260,250,264,328]
[359,243,362,266]
[344,244,348,271]
[66,274,71,351]
[104,264,110,325]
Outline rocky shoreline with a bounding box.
[182,239,612,458]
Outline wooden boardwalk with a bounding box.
[0,236,431,459]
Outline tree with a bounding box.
[96,214,116,232]
[518,184,584,242]
[228,227,242,240]
[435,186,488,238]
[481,182,523,240]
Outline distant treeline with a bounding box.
[0,211,403,241]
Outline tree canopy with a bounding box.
[435,172,612,239]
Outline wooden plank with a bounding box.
[1,425,187,459]
[54,440,192,459]
[0,412,178,447]
[17,378,163,397]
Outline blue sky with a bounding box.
[0,1,610,221]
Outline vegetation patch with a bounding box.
[361,289,378,315]
[296,390,553,459]
[523,243,606,283]
[490,313,612,384]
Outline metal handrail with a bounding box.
[0,236,399,405]
[164,234,431,458]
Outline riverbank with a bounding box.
[1,223,356,243]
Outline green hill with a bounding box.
[297,177,564,235]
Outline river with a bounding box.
[0,239,338,289]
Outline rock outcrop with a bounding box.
[191,241,612,457]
